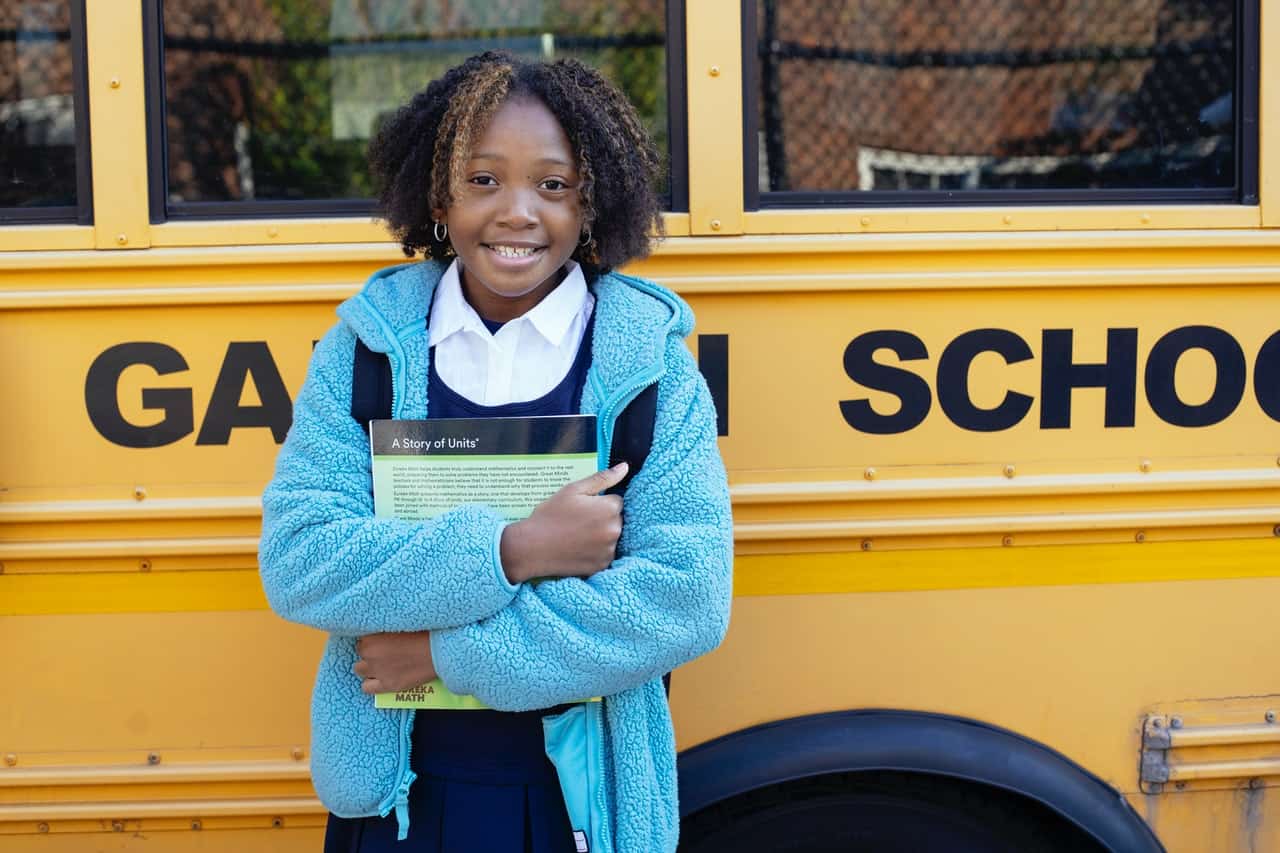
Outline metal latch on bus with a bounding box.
[1140,712,1280,794]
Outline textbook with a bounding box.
[369,415,598,710]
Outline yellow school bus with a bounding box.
[3,0,1278,850]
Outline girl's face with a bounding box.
[440,96,585,322]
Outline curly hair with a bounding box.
[367,51,664,270]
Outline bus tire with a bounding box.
[677,710,1164,853]
[678,770,1107,853]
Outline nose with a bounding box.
[496,186,538,230]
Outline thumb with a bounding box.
[573,461,628,495]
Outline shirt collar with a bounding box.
[428,259,589,348]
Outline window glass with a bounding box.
[161,0,668,206]
[756,0,1237,194]
[1,1,80,209]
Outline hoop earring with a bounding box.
[433,221,448,242]
[579,226,592,247]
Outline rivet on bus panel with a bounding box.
[860,539,872,551]
[1139,459,1151,473]
[1265,710,1276,724]
[709,219,721,231]
[267,227,279,238]
[1273,524,1280,537]
[3,753,16,766]
[147,752,161,765]
[139,559,152,572]
[112,821,124,832]
[292,746,305,761]
[109,77,121,89]
[1141,213,1152,224]
[116,233,128,245]
[1171,716,1183,728]
[1002,215,1013,225]
[860,216,871,227]
[1003,464,1015,478]
[863,467,876,480]
[708,65,721,77]
[1135,531,1147,543]
[37,823,49,833]
[134,486,146,501]
[191,820,203,831]
[1001,535,1013,547]
[272,817,285,828]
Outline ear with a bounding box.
[431,209,447,225]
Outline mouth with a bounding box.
[484,243,546,266]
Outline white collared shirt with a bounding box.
[428,259,595,405]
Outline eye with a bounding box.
[468,174,498,187]
[540,178,570,192]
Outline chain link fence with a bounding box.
[757,0,1237,193]
[161,0,667,205]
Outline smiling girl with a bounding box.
[258,52,733,853]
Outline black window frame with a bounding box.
[144,0,688,223]
[0,0,93,226]
[742,0,1259,210]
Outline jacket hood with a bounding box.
[337,259,694,391]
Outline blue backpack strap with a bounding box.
[350,338,392,430]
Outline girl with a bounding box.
[258,52,733,853]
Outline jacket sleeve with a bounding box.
[429,339,734,710]
[258,323,519,636]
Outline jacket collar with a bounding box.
[337,259,693,393]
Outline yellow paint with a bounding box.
[746,205,1261,235]
[1,571,268,616]
[684,0,744,235]
[84,1,149,250]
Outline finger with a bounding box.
[572,461,628,495]
[360,677,379,695]
[353,659,369,678]
[602,493,624,515]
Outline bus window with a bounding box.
[0,0,91,224]
[745,0,1254,207]
[151,0,682,219]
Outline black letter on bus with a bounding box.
[1255,331,1280,422]
[85,342,194,448]
[840,331,931,434]
[195,342,293,445]
[936,329,1034,432]
[1040,329,1137,429]
[1144,326,1245,427]
[697,334,730,436]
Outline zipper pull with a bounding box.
[392,770,416,841]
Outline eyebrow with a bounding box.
[470,152,575,169]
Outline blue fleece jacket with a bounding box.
[258,260,733,852]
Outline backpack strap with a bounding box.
[604,383,657,497]
[350,339,393,431]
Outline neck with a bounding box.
[459,264,570,323]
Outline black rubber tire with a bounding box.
[679,771,1110,853]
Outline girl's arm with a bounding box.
[429,339,734,710]
[258,323,520,636]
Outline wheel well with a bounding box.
[676,709,1163,853]
[679,769,1109,852]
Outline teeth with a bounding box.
[491,245,537,258]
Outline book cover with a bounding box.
[369,415,598,710]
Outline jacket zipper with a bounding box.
[591,703,613,852]
[377,708,417,840]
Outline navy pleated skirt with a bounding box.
[324,706,578,853]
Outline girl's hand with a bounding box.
[500,462,628,584]
[354,632,436,694]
